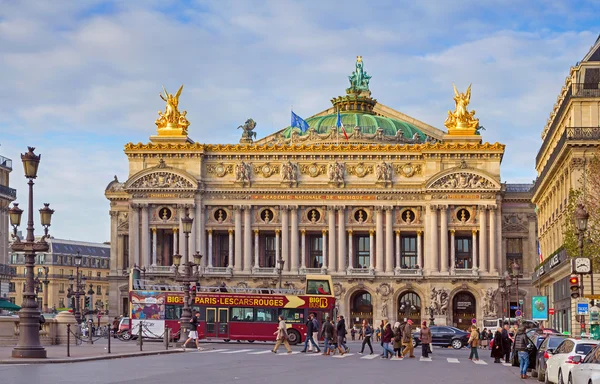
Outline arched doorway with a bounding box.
[397,292,421,324]
[350,290,373,327]
[452,292,476,331]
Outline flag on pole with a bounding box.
[336,109,348,140]
[291,111,310,133]
[537,241,543,263]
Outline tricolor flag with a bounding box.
[537,241,543,263]
[337,109,348,140]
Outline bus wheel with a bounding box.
[287,330,301,345]
[224,339,231,342]
[248,340,255,343]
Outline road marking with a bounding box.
[279,351,300,355]
[194,349,228,354]
[332,353,354,358]
[304,352,323,357]
[248,350,273,355]
[222,349,254,354]
[361,354,379,359]
[502,363,512,367]
[420,357,432,362]
[447,358,460,363]
[474,360,488,365]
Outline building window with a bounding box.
[8,282,15,292]
[506,238,523,269]
[308,235,323,268]
[37,267,44,276]
[355,235,370,269]
[97,286,102,295]
[59,269,64,277]
[59,283,65,293]
[455,237,472,269]
[69,269,73,276]
[36,254,45,264]
[88,271,92,278]
[264,235,276,268]
[214,233,229,268]
[97,272,101,278]
[401,236,418,268]
[59,298,65,308]
[9,254,18,264]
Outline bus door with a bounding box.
[206,308,217,338]
[217,308,229,338]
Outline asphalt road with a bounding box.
[0,340,525,384]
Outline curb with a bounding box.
[0,349,185,365]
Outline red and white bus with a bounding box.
[128,274,335,345]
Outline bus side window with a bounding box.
[255,308,276,322]
[231,308,253,321]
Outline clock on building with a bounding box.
[574,257,591,274]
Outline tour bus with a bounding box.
[127,270,335,345]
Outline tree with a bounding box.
[562,151,600,270]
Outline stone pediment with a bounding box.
[125,159,197,191]
[426,169,499,191]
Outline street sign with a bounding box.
[471,318,477,324]
[519,299,524,305]
[549,308,555,315]
[515,310,522,317]
[578,302,589,315]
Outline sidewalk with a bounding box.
[0,338,184,364]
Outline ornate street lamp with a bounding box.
[173,208,202,341]
[67,252,86,324]
[512,261,521,318]
[276,258,285,289]
[428,304,435,326]
[575,204,593,302]
[399,300,416,322]
[9,147,55,359]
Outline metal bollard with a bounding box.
[139,323,143,351]
[107,323,111,354]
[67,324,71,357]
[89,321,93,345]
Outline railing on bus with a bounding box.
[132,279,304,295]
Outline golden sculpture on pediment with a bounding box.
[444,84,479,135]
[155,85,190,136]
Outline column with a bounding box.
[347,230,354,269]
[228,229,234,269]
[328,208,336,273]
[431,205,439,273]
[375,208,384,273]
[337,207,346,273]
[472,229,478,271]
[195,203,204,266]
[479,206,488,273]
[395,230,401,272]
[244,206,252,272]
[173,228,179,256]
[322,230,328,270]
[450,229,456,272]
[275,229,281,270]
[109,211,118,273]
[234,207,242,272]
[496,206,504,274]
[440,206,448,273]
[417,230,423,269]
[178,206,185,263]
[207,230,213,268]
[281,207,289,271]
[369,229,375,270]
[254,229,260,269]
[151,228,157,266]
[489,206,497,274]
[190,205,196,258]
[385,207,394,273]
[423,204,432,274]
[291,207,299,272]
[117,235,124,271]
[128,203,138,268]
[300,229,306,269]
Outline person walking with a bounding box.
[393,322,403,358]
[501,322,512,363]
[381,323,396,359]
[358,327,364,341]
[336,315,349,353]
[182,311,202,350]
[468,325,480,361]
[419,321,432,358]
[351,327,356,341]
[301,313,321,353]
[311,314,320,351]
[491,327,504,363]
[514,325,531,379]
[358,320,374,354]
[272,315,292,354]
[401,319,415,358]
[112,317,120,339]
[321,315,334,356]
[480,328,488,349]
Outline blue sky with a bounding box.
[1,0,599,243]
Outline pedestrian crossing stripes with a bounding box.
[360,354,379,360]
[195,349,228,354]
[222,349,254,354]
[420,357,432,362]
[248,350,272,355]
[279,351,300,355]
[473,360,488,365]
[332,353,354,358]
[502,363,512,367]
[447,358,460,363]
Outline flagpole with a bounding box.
[337,108,339,147]
[290,106,293,147]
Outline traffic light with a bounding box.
[85,296,91,308]
[570,275,580,299]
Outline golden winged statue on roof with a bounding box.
[155,84,190,135]
[444,83,479,134]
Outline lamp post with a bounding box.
[41,267,49,313]
[504,271,512,321]
[399,300,416,323]
[173,209,202,340]
[67,252,86,324]
[87,284,95,321]
[499,280,507,324]
[512,261,521,319]
[428,304,435,326]
[575,204,592,303]
[8,147,55,358]
[276,258,285,289]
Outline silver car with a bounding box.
[568,343,600,384]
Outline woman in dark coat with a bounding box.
[491,327,504,363]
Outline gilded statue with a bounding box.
[155,85,190,135]
[444,84,479,134]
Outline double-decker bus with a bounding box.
[128,271,335,345]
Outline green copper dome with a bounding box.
[281,112,426,140]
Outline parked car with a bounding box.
[536,335,569,382]
[118,317,134,340]
[569,343,600,384]
[545,338,599,384]
[412,326,469,349]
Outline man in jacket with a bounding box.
[301,314,320,353]
[321,315,334,355]
[401,319,415,358]
[358,320,374,354]
[501,322,512,363]
[514,326,531,379]
[337,315,349,353]
[419,320,432,358]
[308,313,320,352]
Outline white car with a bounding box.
[545,338,599,384]
[569,343,600,384]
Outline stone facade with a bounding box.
[105,58,537,330]
[0,152,16,299]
